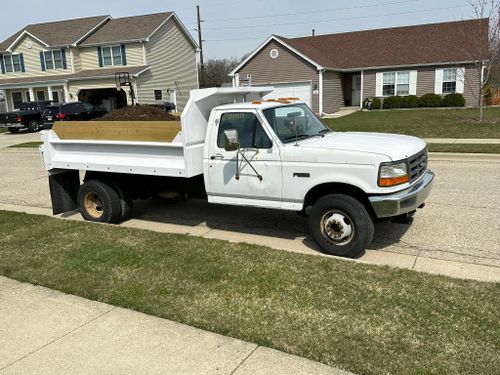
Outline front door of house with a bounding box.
[352,75,361,106]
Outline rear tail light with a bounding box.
[55,113,66,120]
[15,114,22,122]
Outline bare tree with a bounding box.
[199,58,241,88]
[463,0,500,121]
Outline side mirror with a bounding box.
[224,129,240,152]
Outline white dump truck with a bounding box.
[40,87,434,258]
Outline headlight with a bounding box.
[378,161,409,187]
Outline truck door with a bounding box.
[207,110,283,208]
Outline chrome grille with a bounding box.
[408,148,428,183]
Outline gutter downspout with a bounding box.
[319,68,325,115]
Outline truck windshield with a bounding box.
[263,104,330,143]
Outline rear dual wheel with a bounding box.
[309,194,374,258]
[77,180,132,223]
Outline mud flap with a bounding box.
[48,170,80,215]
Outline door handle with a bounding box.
[210,154,223,160]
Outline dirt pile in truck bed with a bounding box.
[99,105,180,121]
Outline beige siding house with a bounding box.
[230,19,489,114]
[0,12,198,112]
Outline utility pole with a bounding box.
[196,5,204,69]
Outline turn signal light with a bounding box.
[379,175,409,187]
[56,113,66,119]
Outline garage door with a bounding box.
[256,82,312,109]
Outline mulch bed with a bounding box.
[100,105,180,121]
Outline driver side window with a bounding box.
[217,112,272,149]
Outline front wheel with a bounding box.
[309,194,374,258]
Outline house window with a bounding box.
[383,71,410,96]
[102,46,123,67]
[25,91,31,102]
[37,91,46,101]
[52,91,59,103]
[43,50,64,70]
[154,90,163,101]
[2,54,22,73]
[12,92,23,109]
[442,68,457,94]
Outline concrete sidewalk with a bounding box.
[425,138,500,144]
[0,276,351,375]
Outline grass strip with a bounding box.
[0,210,499,374]
[8,141,43,148]
[428,143,500,154]
[322,108,500,138]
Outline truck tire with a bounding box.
[309,194,374,258]
[77,180,122,224]
[109,181,133,221]
[28,120,40,132]
[8,127,19,133]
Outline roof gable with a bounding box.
[233,19,490,73]
[0,16,110,52]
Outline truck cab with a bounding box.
[41,88,434,258]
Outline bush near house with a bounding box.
[402,95,419,108]
[442,93,466,107]
[382,95,404,109]
[363,97,382,109]
[418,93,444,107]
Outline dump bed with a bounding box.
[41,87,272,178]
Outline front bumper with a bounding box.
[369,170,434,218]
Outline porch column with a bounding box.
[63,83,70,103]
[319,69,324,115]
[360,71,364,109]
[47,86,54,101]
[29,87,35,102]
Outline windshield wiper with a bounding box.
[282,134,313,142]
[319,128,331,133]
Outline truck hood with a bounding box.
[298,132,427,161]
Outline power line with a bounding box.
[204,0,424,24]
[204,4,470,34]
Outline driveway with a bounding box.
[0,149,499,278]
[0,130,42,149]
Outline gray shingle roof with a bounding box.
[280,18,489,70]
[0,16,109,52]
[79,12,173,46]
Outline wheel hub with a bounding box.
[322,212,353,244]
[84,192,104,219]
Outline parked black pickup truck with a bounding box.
[0,101,55,133]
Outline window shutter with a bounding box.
[0,55,5,74]
[97,47,103,67]
[19,54,25,72]
[40,52,46,71]
[456,67,465,94]
[375,72,383,97]
[409,70,417,95]
[434,69,443,94]
[120,44,127,66]
[61,48,67,70]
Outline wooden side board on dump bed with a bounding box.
[52,121,183,143]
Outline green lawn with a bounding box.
[322,108,500,138]
[9,141,42,148]
[428,143,500,154]
[0,210,498,375]
[0,128,7,134]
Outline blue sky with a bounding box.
[0,0,477,59]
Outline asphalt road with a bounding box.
[0,133,498,270]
